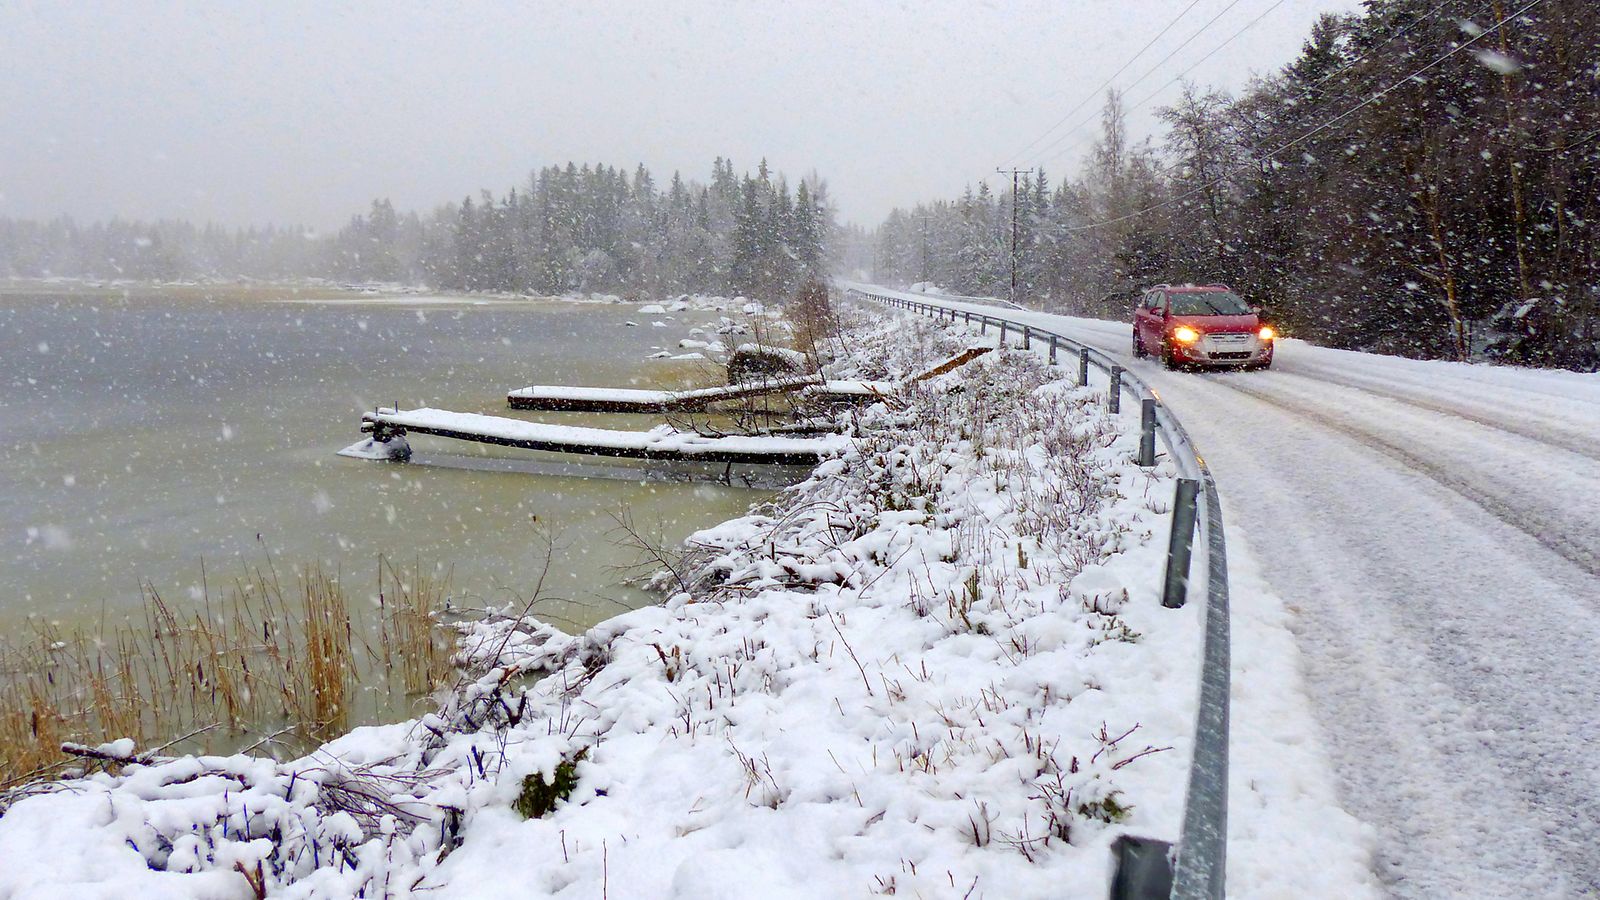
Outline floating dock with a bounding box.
[347,407,849,466]
[503,346,988,413]
[507,374,823,412]
[343,346,996,468]
[802,380,898,399]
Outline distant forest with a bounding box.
[873,0,1599,369]
[0,157,832,301]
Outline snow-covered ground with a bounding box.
[0,306,1211,898]
[859,283,1600,898]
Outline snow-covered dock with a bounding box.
[801,379,898,398]
[506,373,823,412]
[505,345,991,413]
[348,407,849,465]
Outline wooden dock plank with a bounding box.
[359,408,846,465]
[506,374,822,412]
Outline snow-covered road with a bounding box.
[861,288,1600,898]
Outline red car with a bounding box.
[1132,284,1275,370]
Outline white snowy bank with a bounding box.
[0,309,1198,898]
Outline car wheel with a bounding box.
[1132,331,1146,358]
[1245,358,1272,371]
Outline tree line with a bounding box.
[0,218,320,282]
[0,157,831,301]
[874,0,1598,369]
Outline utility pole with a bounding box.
[997,167,1031,306]
[912,211,933,284]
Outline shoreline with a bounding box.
[1,300,1199,896]
[1,285,796,781]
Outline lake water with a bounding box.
[0,283,777,634]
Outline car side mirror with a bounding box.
[1153,308,1167,318]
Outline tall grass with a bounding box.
[0,559,454,788]
[376,557,456,698]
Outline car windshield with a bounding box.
[1168,291,1252,316]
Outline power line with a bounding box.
[1062,0,1545,234]
[1038,0,1290,169]
[1025,0,1252,166]
[1286,0,1471,100]
[1005,0,1205,165]
[1040,0,1478,172]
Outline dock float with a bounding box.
[346,407,850,466]
[507,374,823,412]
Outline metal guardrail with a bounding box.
[904,287,1030,311]
[849,287,1231,900]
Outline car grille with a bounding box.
[1202,332,1255,361]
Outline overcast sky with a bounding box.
[1,0,1359,231]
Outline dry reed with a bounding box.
[0,559,453,788]
[376,557,455,698]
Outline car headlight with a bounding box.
[1258,326,1276,341]
[1172,326,1200,344]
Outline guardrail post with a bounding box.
[1162,478,1200,608]
[1109,365,1123,414]
[1139,399,1158,466]
[1110,835,1175,900]
[1049,335,1058,366]
[1079,348,1090,386]
[1022,326,1032,350]
[981,317,988,335]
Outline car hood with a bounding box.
[1171,314,1258,333]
